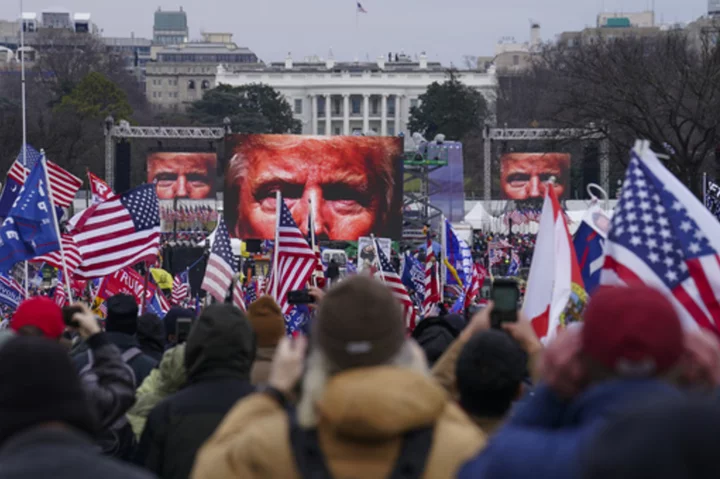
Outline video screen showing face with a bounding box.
[224,134,404,241]
[147,152,217,200]
[500,153,570,200]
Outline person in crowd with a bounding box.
[127,344,187,439]
[135,304,256,479]
[225,135,402,240]
[147,152,216,200]
[500,152,570,200]
[582,397,720,479]
[411,313,465,366]
[137,313,166,362]
[325,259,340,287]
[162,306,195,348]
[246,295,285,385]
[8,298,139,459]
[458,285,720,479]
[0,336,155,479]
[191,275,485,479]
[73,294,158,386]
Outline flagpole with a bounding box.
[41,154,73,303]
[272,191,281,300]
[19,0,29,296]
[308,197,318,288]
[703,172,707,206]
[369,234,385,284]
[140,261,150,314]
[440,216,447,299]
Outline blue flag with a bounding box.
[0,145,42,217]
[573,207,609,295]
[444,220,466,286]
[401,251,425,309]
[0,273,23,309]
[0,158,60,272]
[285,304,311,335]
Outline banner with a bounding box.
[96,267,156,307]
[500,153,571,200]
[358,236,392,272]
[0,275,23,309]
[147,152,217,200]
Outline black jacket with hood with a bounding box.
[134,304,256,479]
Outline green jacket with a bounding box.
[128,344,187,438]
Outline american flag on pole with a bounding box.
[8,154,82,208]
[72,184,161,279]
[375,239,418,330]
[232,281,246,311]
[32,234,82,276]
[201,216,237,302]
[171,270,189,305]
[601,144,720,334]
[0,274,25,299]
[267,199,316,315]
[422,234,440,317]
[464,263,488,309]
[54,279,67,307]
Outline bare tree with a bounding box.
[519,29,720,194]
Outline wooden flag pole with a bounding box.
[141,260,150,314]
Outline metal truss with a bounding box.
[482,127,611,202]
[104,117,230,190]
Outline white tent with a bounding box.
[464,203,493,229]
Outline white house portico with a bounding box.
[215,52,496,136]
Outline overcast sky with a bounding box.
[8,0,709,66]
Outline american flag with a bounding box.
[32,234,82,276]
[232,281,246,311]
[267,199,316,315]
[8,151,82,208]
[246,282,258,304]
[422,234,440,317]
[375,239,417,330]
[171,270,189,305]
[201,216,237,302]
[601,148,720,333]
[54,280,67,307]
[465,263,488,309]
[0,274,25,299]
[72,184,161,279]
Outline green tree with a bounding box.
[189,83,301,134]
[57,72,133,120]
[408,71,488,140]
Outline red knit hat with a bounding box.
[11,297,65,340]
[582,285,684,376]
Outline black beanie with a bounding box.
[0,336,98,446]
[105,294,139,335]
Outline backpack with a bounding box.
[80,347,144,460]
[289,413,434,479]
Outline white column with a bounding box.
[311,95,318,135]
[343,94,350,135]
[381,94,388,136]
[325,94,331,136]
[363,94,370,133]
[395,95,402,135]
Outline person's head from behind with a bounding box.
[247,296,285,348]
[184,303,256,380]
[581,285,684,383]
[0,336,97,446]
[456,330,527,418]
[163,306,195,345]
[105,294,139,336]
[10,297,64,340]
[583,397,720,479]
[299,276,424,427]
[137,313,166,347]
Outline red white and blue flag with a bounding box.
[601,145,720,334]
[374,238,417,331]
[171,270,189,305]
[422,233,440,317]
[201,216,237,302]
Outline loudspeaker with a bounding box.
[115,140,131,194]
[245,239,262,253]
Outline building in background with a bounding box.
[492,23,541,72]
[558,10,661,47]
[215,52,495,136]
[153,7,188,46]
[145,32,260,110]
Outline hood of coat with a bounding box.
[158,343,188,394]
[184,304,256,383]
[315,366,447,440]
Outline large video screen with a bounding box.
[224,134,404,241]
[500,152,571,200]
[147,152,217,200]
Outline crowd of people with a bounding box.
[0,274,719,478]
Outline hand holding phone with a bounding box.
[288,290,315,305]
[490,279,520,329]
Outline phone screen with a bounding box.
[492,286,519,312]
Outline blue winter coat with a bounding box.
[458,378,683,479]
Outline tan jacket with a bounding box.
[191,367,486,479]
